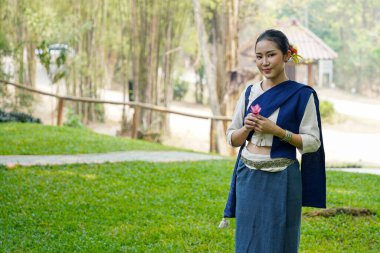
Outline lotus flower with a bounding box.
[250,104,261,115]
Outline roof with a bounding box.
[241,19,338,62]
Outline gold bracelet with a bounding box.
[281,129,293,142]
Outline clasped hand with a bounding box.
[243,113,278,135]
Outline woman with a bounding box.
[219,29,326,252]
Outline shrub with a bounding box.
[319,100,335,121]
[173,79,189,101]
[63,108,84,128]
[0,109,42,123]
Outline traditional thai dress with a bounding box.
[222,80,326,253]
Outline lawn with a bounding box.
[0,123,185,155]
[1,160,379,252]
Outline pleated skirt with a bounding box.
[235,158,302,253]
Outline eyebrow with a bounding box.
[255,50,276,55]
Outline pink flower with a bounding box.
[250,104,262,115]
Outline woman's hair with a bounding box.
[255,29,290,55]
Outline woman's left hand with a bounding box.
[251,114,279,135]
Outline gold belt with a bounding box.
[240,156,295,170]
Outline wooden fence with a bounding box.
[0,80,232,152]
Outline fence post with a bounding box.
[57,98,64,126]
[209,118,215,152]
[132,106,141,138]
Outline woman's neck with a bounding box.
[264,73,289,88]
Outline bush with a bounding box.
[0,109,42,123]
[173,79,189,101]
[319,100,335,121]
[63,108,84,128]
[95,103,105,122]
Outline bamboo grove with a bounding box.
[0,0,379,153]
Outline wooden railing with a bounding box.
[0,80,232,152]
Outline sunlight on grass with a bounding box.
[330,188,356,195]
[0,161,379,252]
[0,123,187,155]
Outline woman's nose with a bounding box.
[262,57,269,65]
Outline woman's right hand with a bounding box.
[243,113,256,131]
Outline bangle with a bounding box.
[281,129,293,143]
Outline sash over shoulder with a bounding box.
[222,80,326,219]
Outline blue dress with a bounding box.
[223,80,325,252]
[235,159,302,253]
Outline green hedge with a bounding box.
[0,109,41,123]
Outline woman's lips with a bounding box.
[263,68,271,73]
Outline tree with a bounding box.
[277,0,380,97]
[192,0,227,154]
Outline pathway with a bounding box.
[1,151,379,175]
[0,151,225,166]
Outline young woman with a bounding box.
[220,29,326,252]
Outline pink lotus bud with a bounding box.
[250,104,261,115]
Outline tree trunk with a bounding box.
[162,18,173,136]
[26,42,36,87]
[119,1,130,135]
[192,0,227,154]
[130,0,140,138]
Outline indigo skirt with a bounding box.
[235,158,302,253]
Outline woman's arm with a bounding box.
[250,114,303,149]
[251,93,320,151]
[230,113,256,146]
[230,127,251,147]
[226,85,255,147]
[273,126,303,149]
[297,94,321,154]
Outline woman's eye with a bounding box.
[256,56,262,59]
[268,54,275,57]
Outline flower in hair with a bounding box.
[289,44,302,64]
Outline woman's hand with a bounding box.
[243,113,303,149]
[243,113,256,131]
[247,114,280,135]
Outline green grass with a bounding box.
[0,123,185,155]
[1,161,379,252]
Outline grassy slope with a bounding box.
[1,160,379,252]
[0,123,185,155]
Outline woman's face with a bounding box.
[255,40,290,80]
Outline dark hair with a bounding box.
[255,29,290,55]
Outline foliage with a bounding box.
[0,109,41,123]
[0,29,10,54]
[319,100,335,121]
[36,40,52,74]
[276,0,380,96]
[36,40,68,84]
[0,161,379,252]
[173,78,189,101]
[63,108,84,128]
[0,123,185,155]
[94,103,105,123]
[14,90,34,114]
